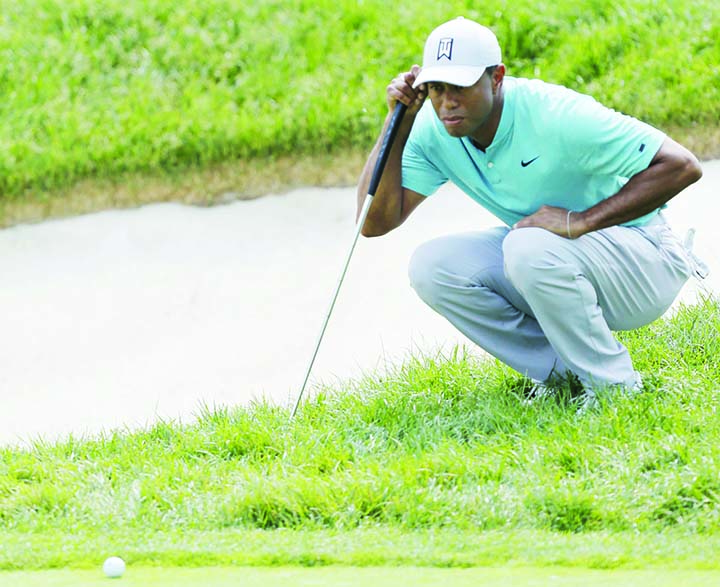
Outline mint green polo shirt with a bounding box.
[401,77,666,227]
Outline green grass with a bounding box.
[5,566,720,587]
[0,0,718,199]
[0,297,718,569]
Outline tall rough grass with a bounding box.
[0,0,718,197]
[1,299,718,568]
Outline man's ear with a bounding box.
[492,64,506,92]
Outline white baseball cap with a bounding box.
[413,17,502,88]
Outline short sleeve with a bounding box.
[400,105,448,196]
[560,93,666,179]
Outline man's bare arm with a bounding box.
[357,66,428,237]
[515,137,703,238]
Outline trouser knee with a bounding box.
[502,228,576,294]
[408,240,446,307]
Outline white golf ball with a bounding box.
[102,556,126,578]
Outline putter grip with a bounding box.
[367,102,408,197]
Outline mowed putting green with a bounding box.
[3,566,720,587]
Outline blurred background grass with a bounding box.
[0,0,718,200]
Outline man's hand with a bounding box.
[514,205,588,239]
[387,65,428,115]
[513,139,702,240]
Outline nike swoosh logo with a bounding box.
[521,156,540,167]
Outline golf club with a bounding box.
[290,102,408,418]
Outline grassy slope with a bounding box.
[0,0,718,201]
[1,298,718,569]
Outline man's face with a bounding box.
[427,70,499,139]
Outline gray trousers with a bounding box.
[408,218,693,389]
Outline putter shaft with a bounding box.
[290,103,407,418]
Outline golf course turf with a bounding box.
[1,2,719,584]
[4,566,720,587]
[1,299,719,581]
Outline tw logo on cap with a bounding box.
[437,38,453,61]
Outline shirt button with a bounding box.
[488,162,494,168]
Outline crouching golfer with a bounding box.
[357,17,704,403]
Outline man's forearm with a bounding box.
[356,111,416,236]
[514,138,703,238]
[574,138,703,236]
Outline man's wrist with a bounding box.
[568,210,591,239]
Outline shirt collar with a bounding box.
[487,76,515,151]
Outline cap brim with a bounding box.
[413,65,487,88]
